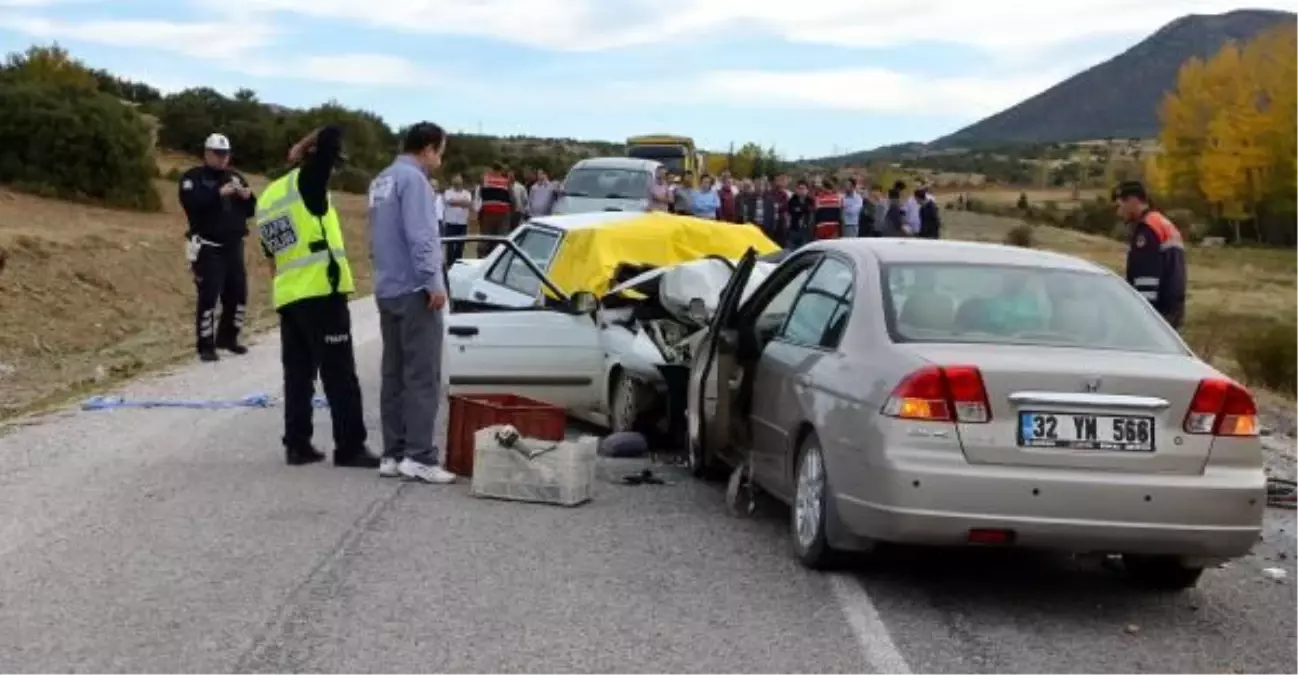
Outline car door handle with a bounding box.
[472,291,487,301]
[448,325,479,337]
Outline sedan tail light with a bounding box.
[1184,378,1258,437]
[882,365,991,423]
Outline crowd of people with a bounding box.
[652,167,943,247]
[422,163,943,260]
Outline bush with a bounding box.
[0,81,160,210]
[164,167,183,181]
[1005,223,1035,248]
[1016,192,1029,210]
[1232,321,1297,395]
[1070,196,1118,236]
[330,166,372,194]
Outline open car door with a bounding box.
[686,248,759,478]
[442,235,604,416]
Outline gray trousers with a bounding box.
[377,291,443,465]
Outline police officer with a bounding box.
[178,133,254,362]
[812,177,843,240]
[476,163,512,257]
[255,125,377,468]
[1114,180,1187,329]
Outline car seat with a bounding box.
[954,297,994,333]
[899,292,955,332]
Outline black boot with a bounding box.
[198,348,220,362]
[286,445,326,466]
[217,341,249,355]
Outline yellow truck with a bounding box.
[626,134,706,183]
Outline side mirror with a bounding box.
[569,290,599,315]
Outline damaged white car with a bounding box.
[443,233,778,437]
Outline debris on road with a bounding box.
[1124,624,1141,635]
[79,393,331,410]
[599,431,649,458]
[1266,477,1296,509]
[1261,567,1287,582]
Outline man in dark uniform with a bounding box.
[178,133,255,362]
[255,126,377,468]
[1114,180,1187,329]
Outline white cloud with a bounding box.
[0,12,435,86]
[608,66,1065,117]
[296,54,437,86]
[0,14,274,58]
[206,0,1298,53]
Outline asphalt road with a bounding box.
[1,300,1294,674]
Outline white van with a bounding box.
[551,157,661,215]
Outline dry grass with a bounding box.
[0,158,374,417]
[937,187,1107,211]
[944,210,1297,395]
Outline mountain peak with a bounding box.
[930,8,1295,148]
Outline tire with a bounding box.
[791,434,841,570]
[1123,554,1205,591]
[608,370,644,434]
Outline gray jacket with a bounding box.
[367,155,445,299]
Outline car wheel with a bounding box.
[1123,554,1205,591]
[792,435,841,570]
[609,370,644,433]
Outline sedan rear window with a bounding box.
[562,168,651,200]
[882,263,1186,354]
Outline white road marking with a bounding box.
[829,573,913,674]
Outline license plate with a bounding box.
[1018,412,1155,452]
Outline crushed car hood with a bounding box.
[604,257,777,326]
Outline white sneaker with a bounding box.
[378,458,401,478]
[398,458,457,484]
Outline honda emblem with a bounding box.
[1083,377,1102,393]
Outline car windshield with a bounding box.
[882,263,1186,354]
[628,145,687,173]
[562,168,651,199]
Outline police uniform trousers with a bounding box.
[193,239,248,352]
[278,293,368,454]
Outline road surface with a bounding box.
[1,300,1294,673]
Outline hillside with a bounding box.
[933,9,1295,147]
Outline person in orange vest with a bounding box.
[812,177,844,240]
[1114,180,1187,329]
[475,162,512,257]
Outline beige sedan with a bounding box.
[687,239,1265,590]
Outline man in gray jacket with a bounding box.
[367,122,456,484]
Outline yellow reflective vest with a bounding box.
[255,169,354,309]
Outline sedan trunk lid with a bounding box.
[905,344,1218,475]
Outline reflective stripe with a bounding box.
[255,173,302,221]
[273,248,347,276]
[1140,290,1158,300]
[1133,276,1160,287]
[1143,211,1184,250]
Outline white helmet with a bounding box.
[204,133,231,152]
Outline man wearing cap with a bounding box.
[1114,180,1187,329]
[178,133,255,362]
[254,125,377,468]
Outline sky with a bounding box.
[1,0,1294,158]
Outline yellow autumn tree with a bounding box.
[1157,21,1298,246]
